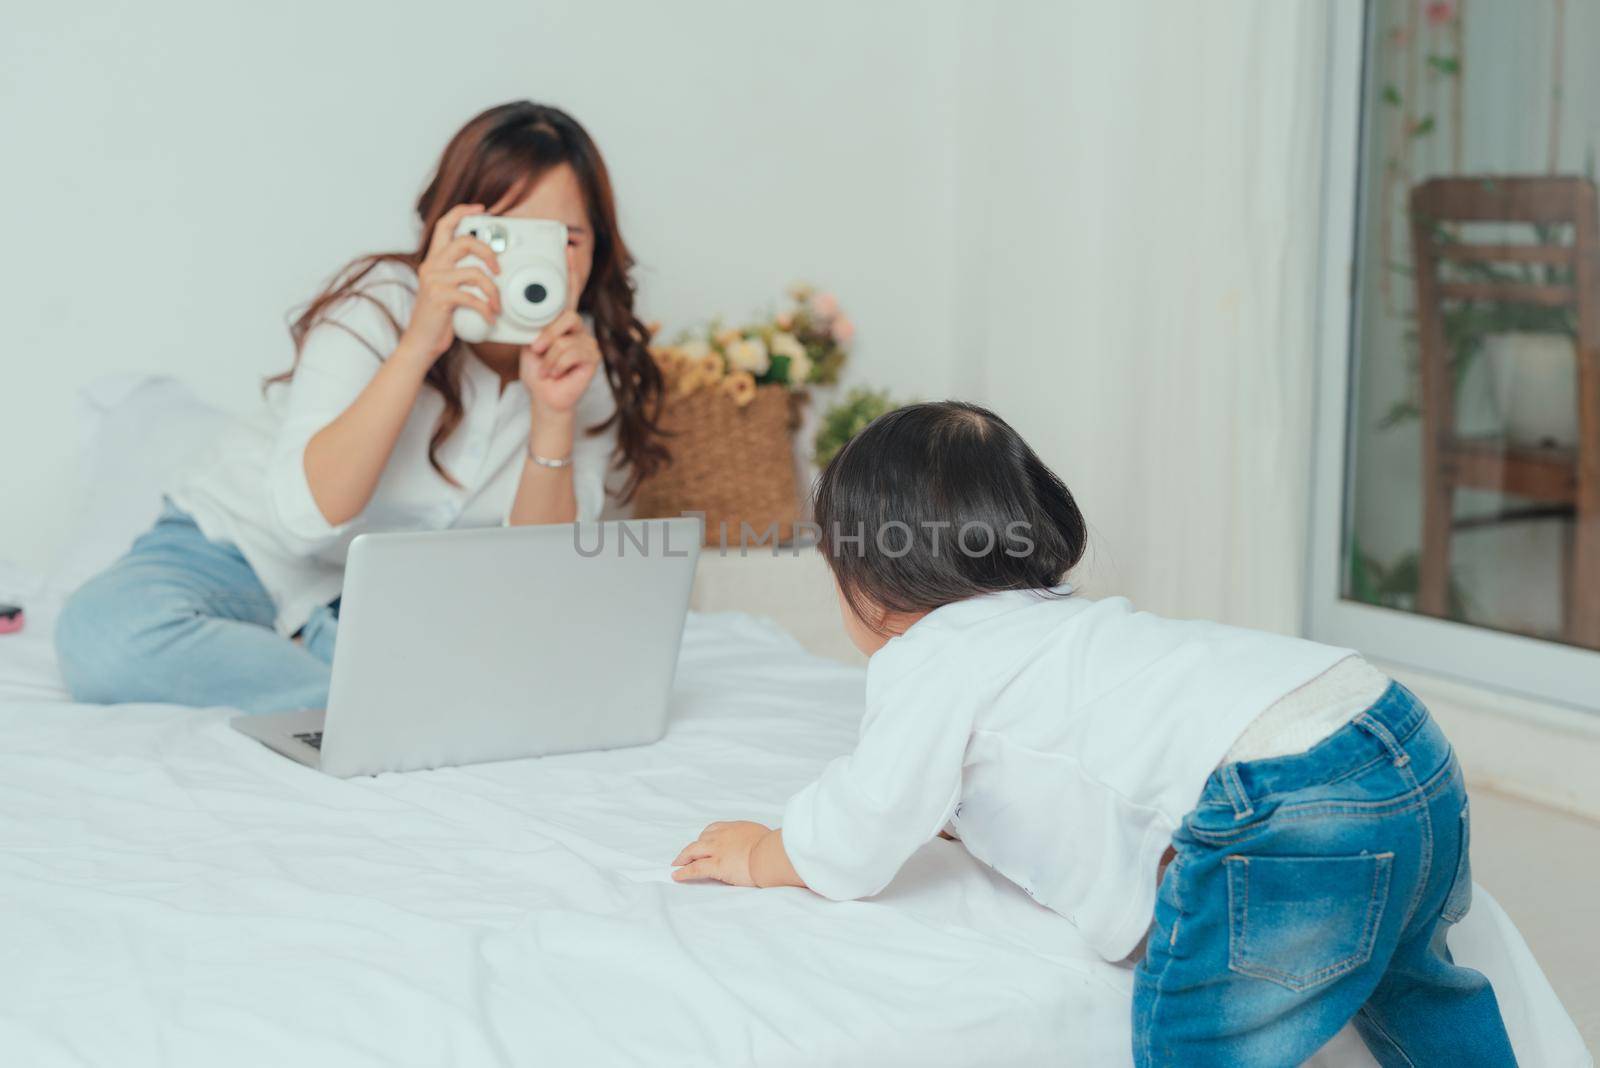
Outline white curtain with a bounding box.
[953,0,1333,634]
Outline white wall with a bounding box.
[1,0,963,571]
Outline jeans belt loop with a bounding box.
[1354,711,1411,768]
[1221,762,1255,820]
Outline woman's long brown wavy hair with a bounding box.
[269,101,667,495]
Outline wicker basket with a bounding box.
[635,384,802,546]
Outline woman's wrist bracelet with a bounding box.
[527,444,573,469]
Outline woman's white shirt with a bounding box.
[780,587,1353,963]
[169,260,617,636]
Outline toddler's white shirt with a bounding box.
[781,587,1353,961]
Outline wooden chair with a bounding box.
[1408,177,1600,650]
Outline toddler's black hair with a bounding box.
[812,401,1088,630]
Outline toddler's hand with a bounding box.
[672,821,770,886]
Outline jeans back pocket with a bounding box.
[1225,853,1394,992]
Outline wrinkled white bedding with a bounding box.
[0,589,1588,1066]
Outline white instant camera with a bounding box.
[452,215,569,345]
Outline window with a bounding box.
[1309,1,1600,710]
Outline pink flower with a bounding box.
[774,311,794,330]
[831,314,855,344]
[1423,1,1455,26]
[810,291,839,318]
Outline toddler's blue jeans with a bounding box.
[1133,682,1516,1066]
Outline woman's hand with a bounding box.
[505,246,599,525]
[520,247,602,415]
[397,203,503,366]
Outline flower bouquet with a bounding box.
[650,283,852,406]
[635,284,854,546]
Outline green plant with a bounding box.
[813,388,899,468]
[1346,535,1471,620]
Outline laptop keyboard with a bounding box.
[293,731,324,751]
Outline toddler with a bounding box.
[672,401,1515,1067]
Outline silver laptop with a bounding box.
[232,517,701,777]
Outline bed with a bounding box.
[0,562,1590,1067]
[2,379,1589,1066]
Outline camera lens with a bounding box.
[505,264,566,329]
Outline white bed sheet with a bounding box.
[0,601,1588,1067]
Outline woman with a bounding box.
[56,101,667,714]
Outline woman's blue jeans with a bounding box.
[56,503,337,714]
[1133,682,1515,1066]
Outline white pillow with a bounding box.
[51,376,239,592]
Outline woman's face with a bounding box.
[493,163,594,305]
